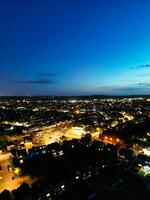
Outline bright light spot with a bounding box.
[14,167,21,175]
[46,193,51,197]
[70,100,77,103]
[61,185,65,189]
[143,166,150,173]
[76,176,79,180]
[139,165,150,177]
[59,150,64,156]
[75,110,80,114]
[142,149,150,156]
[20,159,24,164]
[71,127,85,136]
[10,126,14,130]
[24,142,33,150]
[96,127,101,132]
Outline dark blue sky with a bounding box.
[1,0,150,96]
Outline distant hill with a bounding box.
[1,94,150,100]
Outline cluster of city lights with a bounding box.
[104,136,120,143]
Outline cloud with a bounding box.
[107,85,150,95]
[137,64,150,68]
[130,64,150,69]
[95,82,150,95]
[13,79,57,84]
[13,72,58,85]
[116,82,150,93]
[138,82,150,87]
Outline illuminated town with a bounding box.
[1,0,150,199]
[0,96,150,199]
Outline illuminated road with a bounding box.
[0,153,11,162]
[0,153,36,192]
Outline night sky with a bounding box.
[1,0,150,96]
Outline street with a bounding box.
[0,153,35,192]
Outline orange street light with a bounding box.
[75,110,80,114]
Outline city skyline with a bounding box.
[1,0,150,96]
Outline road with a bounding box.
[0,153,36,192]
[0,153,11,162]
